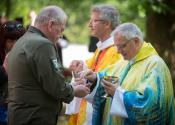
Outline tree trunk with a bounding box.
[145,0,175,95]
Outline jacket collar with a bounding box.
[28,26,47,39]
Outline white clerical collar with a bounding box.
[96,37,114,51]
[129,57,135,66]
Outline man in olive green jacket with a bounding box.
[7,6,90,125]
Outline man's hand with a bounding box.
[102,79,118,97]
[83,69,97,83]
[71,77,86,86]
[73,85,90,98]
[69,60,84,73]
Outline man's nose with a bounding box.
[88,20,92,27]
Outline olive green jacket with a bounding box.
[8,26,74,125]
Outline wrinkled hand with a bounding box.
[72,76,91,88]
[73,84,90,98]
[69,60,84,73]
[102,79,118,97]
[83,69,97,83]
[71,77,86,86]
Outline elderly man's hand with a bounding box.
[102,79,118,97]
[71,77,86,86]
[69,60,84,73]
[83,69,97,84]
[73,85,90,98]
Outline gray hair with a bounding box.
[34,5,67,25]
[113,23,143,42]
[91,4,120,30]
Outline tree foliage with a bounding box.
[0,0,147,44]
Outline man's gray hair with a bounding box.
[91,4,120,30]
[113,23,143,42]
[35,5,67,25]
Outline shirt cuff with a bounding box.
[110,86,128,118]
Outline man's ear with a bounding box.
[47,20,54,32]
[134,37,143,50]
[133,37,140,45]
[104,20,112,29]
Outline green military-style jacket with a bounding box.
[8,26,74,125]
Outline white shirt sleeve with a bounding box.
[65,80,82,115]
[65,97,82,114]
[110,86,128,118]
[85,74,100,103]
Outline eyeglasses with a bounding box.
[116,39,133,50]
[4,24,23,31]
[89,19,105,23]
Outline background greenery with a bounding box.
[1,0,175,95]
[0,0,147,44]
